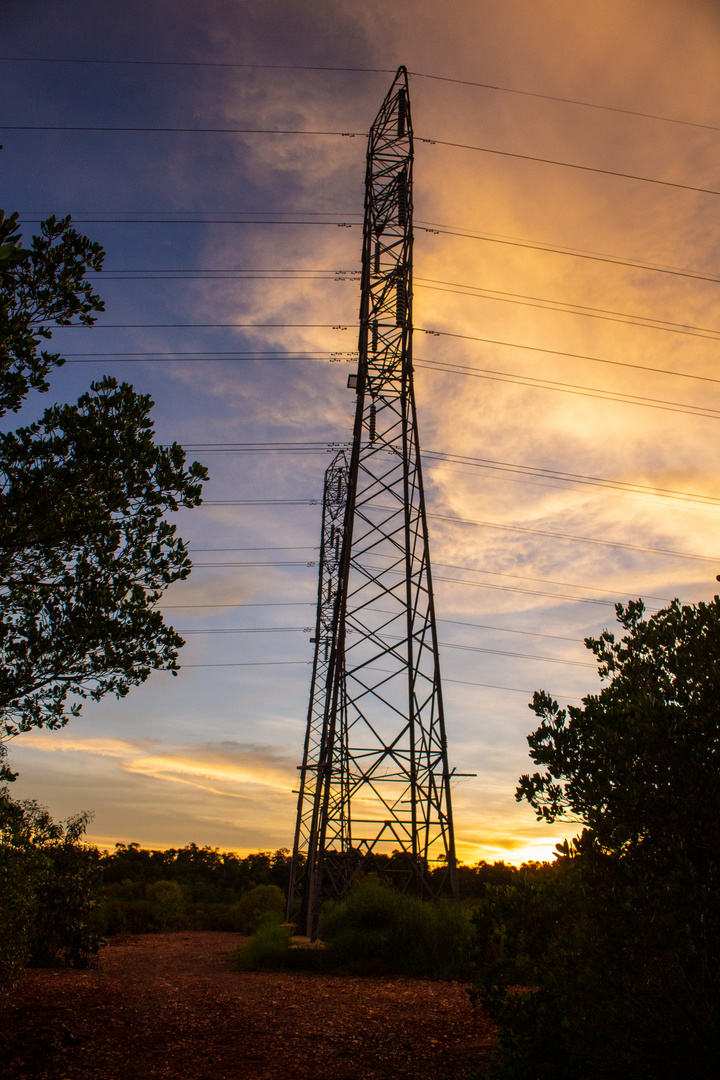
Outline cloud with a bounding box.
[9,730,300,851]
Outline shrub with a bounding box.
[235,922,293,970]
[0,790,102,991]
[319,876,474,978]
[469,843,720,1080]
[145,879,187,931]
[234,883,285,934]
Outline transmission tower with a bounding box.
[289,67,459,936]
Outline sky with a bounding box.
[3,0,720,865]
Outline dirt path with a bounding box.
[1,932,497,1080]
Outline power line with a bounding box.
[6,123,720,197]
[193,498,318,509]
[22,217,719,285]
[433,561,672,604]
[59,342,720,393]
[178,625,592,668]
[180,626,310,633]
[418,137,720,199]
[415,223,720,286]
[163,601,315,608]
[1,125,364,136]
[181,660,311,668]
[53,259,720,340]
[421,448,720,509]
[437,640,593,668]
[420,338,720,389]
[19,218,360,226]
[408,71,720,134]
[427,509,720,563]
[4,56,717,134]
[180,441,720,507]
[175,440,720,509]
[183,555,663,609]
[189,545,319,551]
[60,350,720,421]
[0,56,393,74]
[438,616,579,644]
[192,561,316,567]
[180,543,674,603]
[415,359,720,421]
[52,322,351,329]
[18,212,717,285]
[441,675,578,697]
[415,283,720,342]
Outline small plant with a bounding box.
[235,922,293,970]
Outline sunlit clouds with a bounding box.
[4,0,720,864]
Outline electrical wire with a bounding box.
[51,322,351,329]
[181,543,672,605]
[421,448,720,509]
[414,359,720,421]
[415,283,720,342]
[414,223,720,286]
[4,56,717,134]
[174,440,720,509]
[190,498,720,564]
[162,601,315,608]
[23,217,719,285]
[1,125,365,136]
[425,508,720,563]
[171,623,591,667]
[417,136,720,199]
[59,343,720,395]
[6,123,720,197]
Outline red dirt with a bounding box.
[1,932,497,1080]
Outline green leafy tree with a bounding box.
[472,597,720,1080]
[0,211,208,780]
[0,210,104,416]
[518,596,720,871]
[0,790,101,990]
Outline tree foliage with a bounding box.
[0,790,101,991]
[518,596,720,870]
[0,211,208,779]
[0,210,104,416]
[472,597,720,1080]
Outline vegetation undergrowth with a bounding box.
[0,790,102,991]
[236,875,476,979]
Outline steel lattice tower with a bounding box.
[289,67,458,936]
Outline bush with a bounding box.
[234,883,285,934]
[145,879,187,931]
[469,842,720,1080]
[235,922,294,970]
[0,790,102,991]
[319,877,474,978]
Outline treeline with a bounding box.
[1,784,536,993]
[96,841,528,935]
[97,842,293,935]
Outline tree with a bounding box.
[0,209,105,416]
[0,791,101,990]
[0,211,208,780]
[517,596,720,872]
[471,597,720,1079]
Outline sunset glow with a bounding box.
[4,0,720,866]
